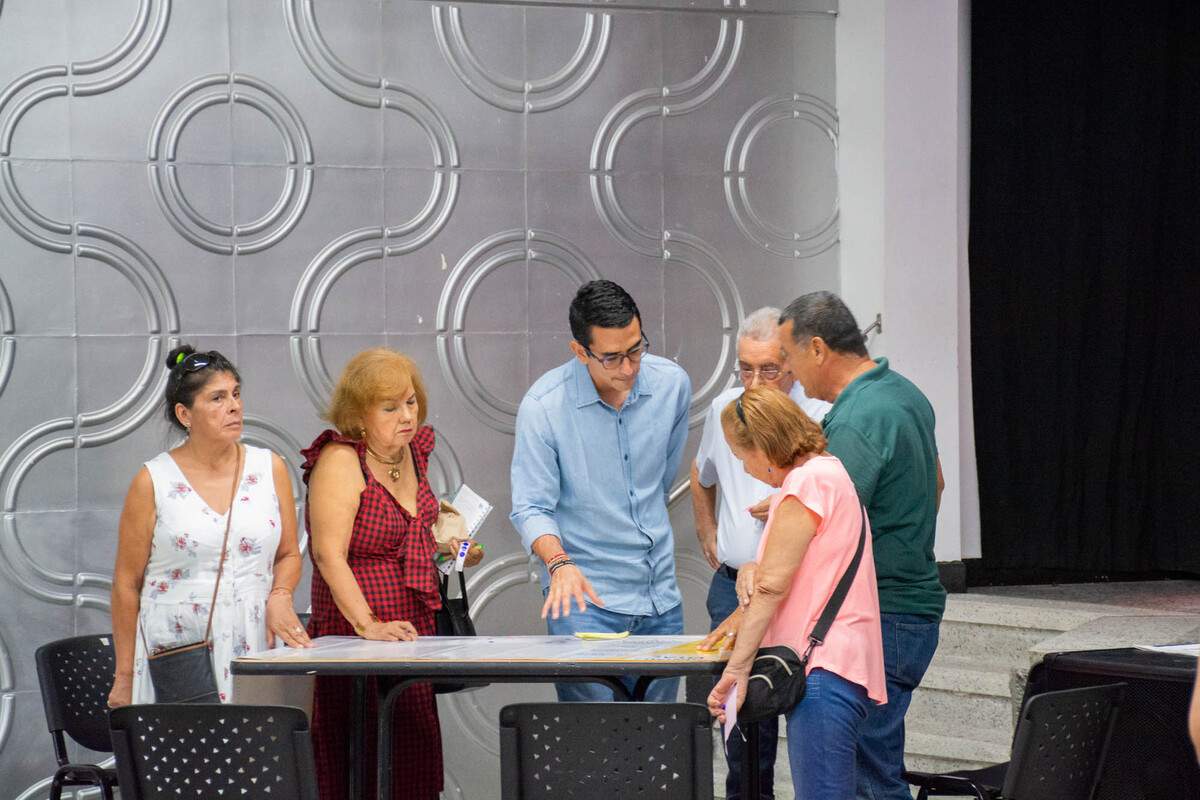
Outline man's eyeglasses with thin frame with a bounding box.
[735,362,786,381]
[583,335,650,371]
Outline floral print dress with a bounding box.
[131,444,281,703]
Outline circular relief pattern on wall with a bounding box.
[0,627,13,760]
[433,4,610,113]
[148,73,314,255]
[724,93,839,259]
[436,229,602,434]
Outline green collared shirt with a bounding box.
[823,358,946,620]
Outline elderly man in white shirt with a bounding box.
[690,306,831,800]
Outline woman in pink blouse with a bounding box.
[704,386,886,799]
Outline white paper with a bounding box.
[1134,643,1200,657]
[723,682,739,743]
[450,483,492,538]
[436,484,493,575]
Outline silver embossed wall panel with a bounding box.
[0,0,837,795]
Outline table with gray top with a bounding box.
[233,635,754,800]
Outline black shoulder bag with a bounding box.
[141,446,241,704]
[739,503,867,724]
[433,569,478,695]
[435,570,476,637]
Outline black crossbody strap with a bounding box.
[806,503,867,652]
[439,569,470,605]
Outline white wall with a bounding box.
[836,0,979,561]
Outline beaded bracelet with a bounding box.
[545,553,571,569]
[548,558,575,577]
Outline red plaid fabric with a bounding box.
[301,427,443,800]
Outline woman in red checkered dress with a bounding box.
[301,348,482,800]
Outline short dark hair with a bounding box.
[779,291,868,356]
[163,344,241,431]
[568,280,641,347]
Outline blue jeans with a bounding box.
[855,613,941,800]
[708,567,778,800]
[544,597,683,702]
[786,668,870,799]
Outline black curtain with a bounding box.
[970,1,1200,577]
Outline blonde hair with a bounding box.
[324,347,428,436]
[721,386,826,467]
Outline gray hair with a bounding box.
[779,291,868,356]
[737,306,783,343]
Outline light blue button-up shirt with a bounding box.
[510,354,691,616]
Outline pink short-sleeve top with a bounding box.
[756,454,887,705]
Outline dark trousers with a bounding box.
[854,612,940,800]
[708,566,778,800]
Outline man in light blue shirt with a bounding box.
[510,279,691,702]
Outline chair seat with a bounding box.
[903,762,1009,799]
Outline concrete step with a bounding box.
[905,724,1011,773]
[937,593,1144,668]
[907,656,1015,736]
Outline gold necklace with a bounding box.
[364,445,406,481]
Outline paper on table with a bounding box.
[1134,642,1200,657]
[723,682,739,743]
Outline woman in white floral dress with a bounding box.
[107,345,311,707]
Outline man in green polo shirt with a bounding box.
[778,291,944,800]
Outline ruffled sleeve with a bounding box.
[411,425,436,460]
[300,429,361,486]
[408,425,436,480]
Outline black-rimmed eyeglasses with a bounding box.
[583,335,650,371]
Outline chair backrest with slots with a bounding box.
[35,634,117,760]
[109,704,317,800]
[499,702,713,800]
[1004,682,1124,800]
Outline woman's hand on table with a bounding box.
[698,607,743,652]
[266,591,312,648]
[359,619,419,642]
[707,667,748,725]
[735,562,758,608]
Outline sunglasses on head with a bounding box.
[173,351,217,375]
[736,392,747,426]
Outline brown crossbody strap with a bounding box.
[140,444,242,655]
[202,443,242,643]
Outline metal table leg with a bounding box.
[350,676,366,800]
[743,720,761,800]
[374,674,636,798]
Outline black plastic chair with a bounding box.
[34,633,119,800]
[499,702,713,799]
[904,682,1125,800]
[110,703,317,799]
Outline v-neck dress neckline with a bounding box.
[165,447,246,518]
